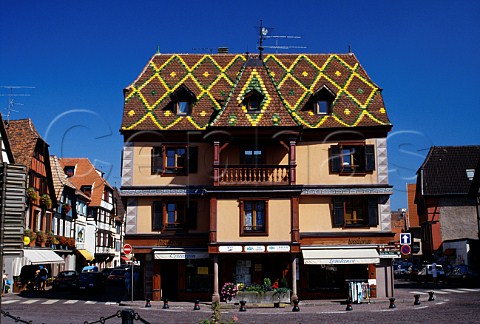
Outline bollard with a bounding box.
[121,309,135,324]
[292,299,300,312]
[389,297,396,309]
[145,298,151,308]
[428,291,435,301]
[162,298,170,309]
[239,300,247,312]
[345,299,353,311]
[194,299,200,310]
[414,294,421,305]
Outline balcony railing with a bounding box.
[217,165,290,185]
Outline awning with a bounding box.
[154,250,209,260]
[121,256,131,262]
[302,248,380,265]
[77,249,94,261]
[23,249,65,265]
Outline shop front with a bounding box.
[152,248,212,301]
[299,247,380,300]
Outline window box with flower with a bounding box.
[35,231,47,247]
[23,229,37,246]
[61,203,71,215]
[231,278,291,305]
[40,194,52,209]
[26,187,38,203]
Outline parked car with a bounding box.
[417,264,445,283]
[52,270,78,290]
[393,264,409,278]
[101,268,114,281]
[73,272,105,293]
[446,265,480,286]
[106,268,128,286]
[406,264,421,281]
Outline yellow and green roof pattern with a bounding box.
[121,53,390,131]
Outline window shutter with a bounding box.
[188,146,198,174]
[330,145,341,173]
[151,147,164,174]
[367,197,379,226]
[152,202,164,230]
[332,197,344,227]
[365,145,375,171]
[186,201,198,229]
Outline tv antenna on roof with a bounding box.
[256,20,306,55]
[0,86,35,125]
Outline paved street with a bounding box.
[1,281,480,323]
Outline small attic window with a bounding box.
[244,90,263,112]
[312,85,336,115]
[170,84,196,116]
[466,169,475,180]
[81,185,92,197]
[64,166,75,177]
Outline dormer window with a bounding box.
[312,85,335,115]
[81,185,92,197]
[243,90,263,112]
[64,166,75,177]
[170,84,196,116]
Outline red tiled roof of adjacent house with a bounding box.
[121,53,391,132]
[50,155,77,200]
[5,118,44,168]
[58,158,113,206]
[418,146,480,196]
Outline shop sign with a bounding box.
[219,245,242,253]
[267,245,290,252]
[379,251,400,258]
[244,245,265,252]
[154,251,209,259]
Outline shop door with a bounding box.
[160,261,178,301]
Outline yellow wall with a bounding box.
[299,196,380,232]
[135,197,209,234]
[132,142,213,186]
[216,198,291,242]
[295,139,378,185]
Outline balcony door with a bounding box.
[242,148,263,166]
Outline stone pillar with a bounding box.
[212,255,220,303]
[291,256,298,302]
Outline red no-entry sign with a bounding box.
[124,244,133,255]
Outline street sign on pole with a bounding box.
[400,233,411,245]
[401,244,411,255]
[124,244,133,255]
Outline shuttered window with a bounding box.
[329,144,375,174]
[332,197,379,227]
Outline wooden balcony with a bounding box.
[217,165,290,185]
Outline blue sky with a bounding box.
[1,1,479,210]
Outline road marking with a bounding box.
[436,302,446,305]
[85,301,96,304]
[64,300,79,304]
[105,302,118,305]
[1,300,19,304]
[458,288,480,292]
[42,299,59,304]
[22,299,39,304]
[412,306,429,309]
[410,291,428,295]
[430,290,448,294]
[440,289,467,293]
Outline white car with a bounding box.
[417,264,445,283]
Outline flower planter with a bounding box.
[231,291,291,304]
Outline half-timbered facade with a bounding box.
[121,51,394,301]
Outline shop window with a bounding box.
[152,201,197,231]
[185,260,213,292]
[332,196,378,227]
[240,199,268,235]
[151,145,198,175]
[329,143,375,174]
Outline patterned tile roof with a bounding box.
[50,155,77,200]
[5,118,44,168]
[121,53,391,131]
[58,158,112,206]
[418,146,480,196]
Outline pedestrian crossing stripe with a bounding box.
[1,300,19,304]
[63,300,79,304]
[440,289,467,293]
[409,291,428,295]
[85,301,96,304]
[21,300,39,304]
[430,291,448,294]
[458,288,480,292]
[42,299,59,304]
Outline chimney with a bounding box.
[217,47,228,54]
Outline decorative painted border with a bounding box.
[301,187,393,195]
[121,188,205,196]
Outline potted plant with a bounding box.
[24,229,37,246]
[61,203,71,214]
[67,237,76,248]
[26,187,38,202]
[35,231,47,247]
[40,194,52,209]
[220,282,238,303]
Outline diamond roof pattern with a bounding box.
[121,53,391,131]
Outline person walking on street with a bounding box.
[38,266,48,290]
[431,262,438,284]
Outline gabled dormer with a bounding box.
[170,84,196,116]
[243,89,264,112]
[310,85,336,115]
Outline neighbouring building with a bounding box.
[415,146,480,267]
[6,119,64,279]
[120,50,394,302]
[59,158,120,268]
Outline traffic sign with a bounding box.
[400,233,411,245]
[400,244,411,255]
[124,244,133,254]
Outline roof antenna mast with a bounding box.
[0,86,35,125]
[257,19,270,59]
